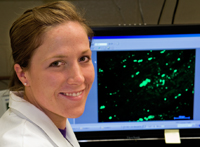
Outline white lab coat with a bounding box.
[0,91,80,147]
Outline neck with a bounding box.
[53,116,67,129]
[23,89,67,129]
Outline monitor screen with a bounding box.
[68,25,200,142]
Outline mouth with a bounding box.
[60,91,83,97]
[59,90,84,101]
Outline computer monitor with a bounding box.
[69,25,200,142]
[0,90,10,117]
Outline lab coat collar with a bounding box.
[9,91,80,147]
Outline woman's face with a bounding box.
[24,21,94,119]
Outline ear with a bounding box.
[14,64,29,86]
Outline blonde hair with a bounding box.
[9,1,93,91]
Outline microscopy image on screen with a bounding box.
[98,49,195,122]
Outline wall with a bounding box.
[0,0,200,90]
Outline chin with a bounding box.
[67,113,83,119]
[66,107,85,118]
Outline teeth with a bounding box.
[62,91,82,97]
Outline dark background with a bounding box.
[98,49,195,122]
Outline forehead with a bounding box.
[43,21,87,41]
[30,21,90,62]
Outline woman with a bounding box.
[0,1,94,146]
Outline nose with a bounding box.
[67,63,85,85]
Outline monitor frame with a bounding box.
[75,24,200,143]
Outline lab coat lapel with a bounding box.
[66,119,80,147]
[9,92,78,147]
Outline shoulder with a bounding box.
[0,109,57,147]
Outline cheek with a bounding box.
[29,71,62,92]
[41,73,65,90]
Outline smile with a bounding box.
[61,91,83,97]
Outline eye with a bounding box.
[49,61,65,67]
[79,56,90,62]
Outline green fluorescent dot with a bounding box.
[109,116,112,120]
[160,50,166,54]
[161,79,165,85]
[175,96,178,99]
[161,74,165,77]
[123,65,126,68]
[105,86,107,88]
[166,63,168,66]
[147,110,150,112]
[164,98,167,101]
[138,59,143,63]
[148,57,153,61]
[100,105,105,109]
[138,118,143,121]
[123,59,127,62]
[114,115,116,117]
[188,66,191,68]
[178,93,181,97]
[133,59,137,62]
[177,58,181,61]
[109,93,112,95]
[185,89,188,91]
[174,69,177,73]
[131,75,134,78]
[136,71,140,75]
[148,115,155,119]
[115,104,117,107]
[139,78,151,87]
[99,68,103,72]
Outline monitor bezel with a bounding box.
[75,24,200,142]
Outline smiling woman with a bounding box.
[0,1,94,147]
